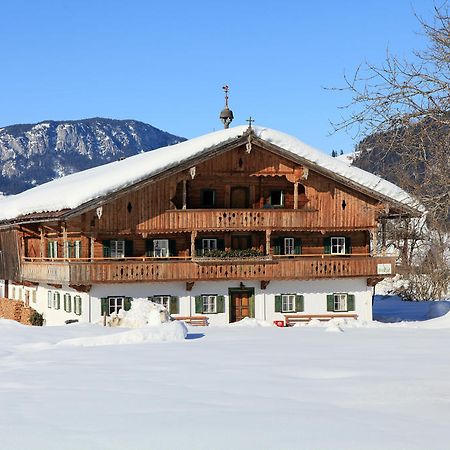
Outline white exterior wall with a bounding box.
[31,284,89,326]
[6,278,373,326]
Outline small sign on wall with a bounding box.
[377,263,392,275]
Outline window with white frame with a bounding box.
[153,239,169,258]
[110,240,125,258]
[334,293,347,312]
[53,292,60,310]
[202,238,217,254]
[47,291,52,308]
[284,237,295,255]
[152,295,171,312]
[331,237,346,255]
[202,295,217,314]
[74,296,82,315]
[73,240,81,258]
[48,241,58,258]
[108,297,124,315]
[281,294,296,312]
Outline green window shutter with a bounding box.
[169,240,177,257]
[347,294,355,311]
[78,297,82,315]
[74,296,81,315]
[216,295,225,313]
[294,239,302,255]
[295,295,304,312]
[249,294,255,318]
[274,295,282,312]
[170,296,179,314]
[194,239,202,256]
[67,294,72,313]
[54,293,60,310]
[217,239,225,251]
[125,240,133,257]
[195,296,203,314]
[102,241,111,257]
[324,237,331,254]
[327,294,334,311]
[145,240,152,257]
[68,242,73,258]
[101,297,108,316]
[124,297,133,311]
[273,238,281,255]
[345,237,352,254]
[77,241,82,258]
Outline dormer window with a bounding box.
[270,190,284,207]
[201,189,216,208]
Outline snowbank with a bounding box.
[227,317,272,327]
[111,298,170,328]
[56,320,187,347]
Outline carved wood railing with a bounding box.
[147,208,320,232]
[21,256,395,284]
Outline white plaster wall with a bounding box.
[6,277,373,326]
[0,280,5,297]
[90,278,373,326]
[34,284,89,326]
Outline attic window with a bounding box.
[127,202,133,213]
[342,200,347,210]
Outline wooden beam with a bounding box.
[293,182,299,210]
[190,230,197,257]
[182,179,187,210]
[260,280,270,290]
[186,281,195,291]
[40,227,45,258]
[265,229,272,256]
[69,284,92,293]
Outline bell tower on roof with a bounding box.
[219,85,234,129]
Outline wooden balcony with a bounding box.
[21,255,395,284]
[148,208,321,232]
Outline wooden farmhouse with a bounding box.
[0,125,423,326]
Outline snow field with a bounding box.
[1,312,450,450]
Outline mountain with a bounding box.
[0,118,185,195]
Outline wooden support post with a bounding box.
[371,228,378,256]
[190,230,197,257]
[62,223,68,259]
[293,182,299,210]
[40,227,45,258]
[381,218,387,256]
[266,229,272,256]
[90,236,95,261]
[182,179,187,210]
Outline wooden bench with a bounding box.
[173,316,209,326]
[284,313,358,326]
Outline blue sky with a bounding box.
[0,0,434,153]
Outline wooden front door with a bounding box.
[230,289,254,322]
[230,187,249,208]
[231,234,251,250]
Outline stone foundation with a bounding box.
[0,297,34,325]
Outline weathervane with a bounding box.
[219,85,234,129]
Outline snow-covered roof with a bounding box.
[0,125,424,222]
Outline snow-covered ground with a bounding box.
[1,297,450,450]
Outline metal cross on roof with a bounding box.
[246,116,255,129]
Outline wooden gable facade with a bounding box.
[0,133,399,290]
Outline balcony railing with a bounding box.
[149,208,320,232]
[21,255,395,284]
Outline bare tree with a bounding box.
[333,4,450,299]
